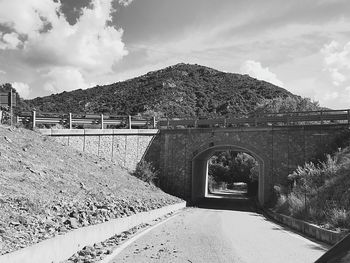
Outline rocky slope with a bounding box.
[0,124,181,255]
[24,63,295,117]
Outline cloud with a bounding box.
[0,69,6,74]
[43,67,91,94]
[22,0,128,73]
[0,32,21,49]
[118,0,133,6]
[12,82,31,99]
[321,41,350,86]
[0,0,128,95]
[240,60,284,87]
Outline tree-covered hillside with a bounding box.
[25,63,297,117]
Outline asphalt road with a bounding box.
[109,201,328,263]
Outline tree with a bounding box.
[253,96,321,115]
[208,151,259,187]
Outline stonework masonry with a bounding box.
[39,129,159,171]
[40,125,350,205]
[157,125,350,204]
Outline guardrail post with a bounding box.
[152,116,156,129]
[348,110,350,125]
[69,113,72,129]
[320,111,323,125]
[32,110,36,129]
[101,114,104,129]
[128,115,132,129]
[167,118,170,129]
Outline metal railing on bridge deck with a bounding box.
[17,111,157,129]
[157,109,350,129]
[16,109,350,130]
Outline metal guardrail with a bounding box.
[158,109,350,129]
[17,111,156,129]
[16,109,350,129]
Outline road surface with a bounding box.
[109,201,328,263]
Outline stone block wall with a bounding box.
[158,125,350,203]
[40,129,159,171]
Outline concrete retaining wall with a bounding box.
[264,209,348,245]
[39,129,159,171]
[0,202,186,263]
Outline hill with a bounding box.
[0,125,181,255]
[25,63,296,117]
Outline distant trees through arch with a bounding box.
[207,150,259,197]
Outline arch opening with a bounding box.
[192,145,266,205]
[207,151,259,199]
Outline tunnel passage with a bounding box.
[192,145,267,205]
[207,150,259,198]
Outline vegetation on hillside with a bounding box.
[0,83,30,124]
[24,63,297,117]
[274,137,350,230]
[132,160,159,185]
[253,96,321,115]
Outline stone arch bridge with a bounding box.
[33,109,350,205]
[154,124,349,205]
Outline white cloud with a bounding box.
[22,0,128,73]
[0,32,21,50]
[321,41,350,86]
[12,82,31,99]
[43,67,91,94]
[0,69,6,74]
[0,0,128,93]
[240,60,284,87]
[118,0,134,6]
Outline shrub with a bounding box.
[328,208,350,229]
[275,146,350,230]
[132,160,158,184]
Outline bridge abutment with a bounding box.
[159,125,350,205]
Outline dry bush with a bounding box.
[132,160,159,184]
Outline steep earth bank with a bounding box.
[0,124,181,255]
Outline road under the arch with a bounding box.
[192,145,267,205]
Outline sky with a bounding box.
[0,0,349,109]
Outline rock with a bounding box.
[79,182,86,190]
[94,243,103,250]
[69,211,79,219]
[18,216,27,225]
[64,218,79,229]
[4,136,12,143]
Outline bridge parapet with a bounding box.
[17,109,350,130]
[158,109,350,129]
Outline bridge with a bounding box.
[18,109,350,205]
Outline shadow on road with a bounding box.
[193,196,257,212]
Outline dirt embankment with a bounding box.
[0,125,181,255]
